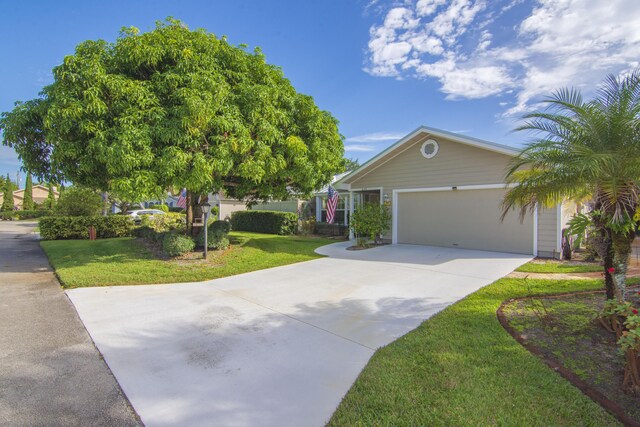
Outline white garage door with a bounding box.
[396,188,534,254]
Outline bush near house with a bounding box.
[349,203,391,246]
[230,210,297,235]
[138,212,186,232]
[196,220,231,250]
[39,216,133,240]
[162,232,195,256]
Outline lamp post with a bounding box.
[201,202,211,259]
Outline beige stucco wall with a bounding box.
[345,133,561,256]
[218,200,247,221]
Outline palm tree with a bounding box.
[503,69,640,302]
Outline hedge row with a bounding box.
[230,210,297,235]
[1,210,53,221]
[39,216,133,240]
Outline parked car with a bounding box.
[126,209,166,224]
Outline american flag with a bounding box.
[326,186,339,224]
[176,188,187,209]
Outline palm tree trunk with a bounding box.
[611,230,635,302]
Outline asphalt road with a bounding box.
[0,220,141,427]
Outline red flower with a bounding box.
[633,309,639,315]
[607,267,615,274]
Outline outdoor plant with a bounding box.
[599,298,637,338]
[349,203,391,247]
[39,215,133,240]
[54,186,102,216]
[619,309,640,394]
[298,218,315,236]
[22,173,33,210]
[230,211,297,235]
[162,232,195,257]
[196,220,231,250]
[0,18,344,234]
[1,173,14,211]
[139,212,186,232]
[503,70,640,302]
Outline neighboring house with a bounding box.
[325,125,576,258]
[0,185,59,209]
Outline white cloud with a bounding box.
[344,144,379,152]
[364,0,640,115]
[345,132,406,143]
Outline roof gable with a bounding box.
[339,126,519,186]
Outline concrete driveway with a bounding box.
[67,242,530,427]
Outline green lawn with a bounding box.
[41,232,335,288]
[516,260,602,273]
[328,277,623,426]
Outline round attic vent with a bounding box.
[420,139,439,159]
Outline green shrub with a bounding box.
[139,212,186,232]
[162,232,195,256]
[196,222,230,250]
[16,210,53,219]
[350,203,391,246]
[168,206,184,213]
[230,211,297,235]
[210,220,231,234]
[55,187,103,216]
[39,216,133,240]
[0,212,18,221]
[298,218,316,235]
[149,204,169,212]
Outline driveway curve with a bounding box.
[67,241,530,427]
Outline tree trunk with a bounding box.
[186,191,193,236]
[611,229,635,302]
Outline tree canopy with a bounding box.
[0,18,344,204]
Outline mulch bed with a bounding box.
[498,287,640,426]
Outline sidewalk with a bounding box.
[0,221,140,427]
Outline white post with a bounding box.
[343,193,349,226]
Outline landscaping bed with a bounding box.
[500,286,640,425]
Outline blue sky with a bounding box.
[1,0,639,186]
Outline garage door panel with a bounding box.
[397,189,533,254]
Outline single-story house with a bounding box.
[316,126,576,258]
[0,184,59,209]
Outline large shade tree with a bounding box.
[502,70,640,302]
[0,19,344,229]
